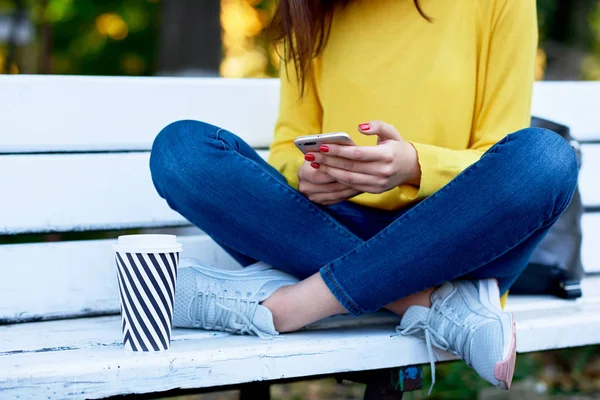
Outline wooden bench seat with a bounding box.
[2,276,600,399]
[0,76,599,399]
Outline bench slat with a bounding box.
[0,153,183,234]
[531,81,600,142]
[0,234,239,324]
[0,76,279,153]
[1,214,598,324]
[0,318,446,400]
[582,213,600,274]
[580,144,600,210]
[2,276,599,399]
[0,150,266,235]
[0,145,597,235]
[0,77,598,155]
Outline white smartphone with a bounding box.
[294,132,357,154]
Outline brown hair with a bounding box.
[269,0,431,95]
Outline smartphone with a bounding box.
[294,132,357,154]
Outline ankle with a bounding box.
[385,287,435,317]
[422,287,435,307]
[261,286,296,333]
[261,272,349,333]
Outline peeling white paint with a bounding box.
[1,287,600,400]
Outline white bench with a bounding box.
[0,76,599,399]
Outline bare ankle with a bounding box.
[261,286,296,333]
[385,287,435,317]
[261,272,350,333]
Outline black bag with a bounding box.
[510,117,584,299]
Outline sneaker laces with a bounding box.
[193,286,274,340]
[396,303,482,394]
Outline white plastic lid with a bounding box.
[113,234,183,253]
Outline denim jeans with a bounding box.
[150,121,578,316]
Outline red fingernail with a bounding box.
[319,145,329,153]
[311,162,320,169]
[359,123,371,131]
[304,153,315,161]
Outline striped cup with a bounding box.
[114,234,182,351]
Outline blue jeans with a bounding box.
[150,121,578,316]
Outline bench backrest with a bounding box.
[0,76,599,324]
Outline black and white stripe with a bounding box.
[116,251,179,351]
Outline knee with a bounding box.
[151,120,214,165]
[150,120,216,198]
[510,127,579,212]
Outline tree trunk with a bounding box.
[39,0,52,74]
[542,0,595,80]
[158,0,221,76]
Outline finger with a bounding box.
[300,180,351,195]
[359,120,402,142]
[299,161,337,184]
[321,144,394,162]
[311,153,395,177]
[343,183,387,194]
[310,188,361,205]
[319,164,386,188]
[311,170,338,184]
[310,189,358,204]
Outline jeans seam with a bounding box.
[552,169,579,219]
[324,265,362,315]
[214,128,228,151]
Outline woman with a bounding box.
[150,0,578,392]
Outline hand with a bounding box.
[307,121,421,194]
[298,161,362,206]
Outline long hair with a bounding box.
[269,0,431,95]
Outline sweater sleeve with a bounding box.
[267,60,323,189]
[402,0,538,202]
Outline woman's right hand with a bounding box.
[298,161,361,206]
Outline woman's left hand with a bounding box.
[307,121,422,194]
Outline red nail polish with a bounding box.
[311,162,320,169]
[305,153,315,161]
[319,145,329,153]
[359,123,371,131]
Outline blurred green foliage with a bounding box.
[0,0,161,75]
[399,345,600,399]
[46,0,161,75]
[1,0,600,78]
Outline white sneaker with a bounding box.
[397,279,516,393]
[174,259,299,338]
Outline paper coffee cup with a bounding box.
[114,234,182,352]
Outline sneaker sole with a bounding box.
[478,279,514,358]
[478,279,517,390]
[493,321,517,390]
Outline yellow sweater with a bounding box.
[268,0,538,210]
